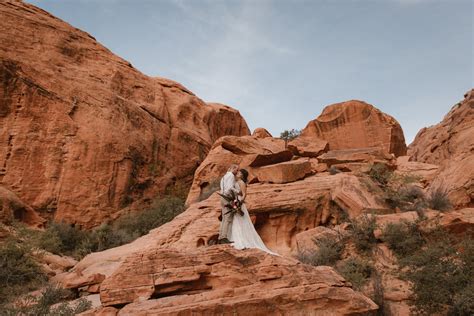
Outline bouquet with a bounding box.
[218,190,244,216]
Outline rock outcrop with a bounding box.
[97,246,377,315]
[408,90,474,208]
[0,185,44,227]
[301,100,407,156]
[0,2,249,228]
[251,127,272,138]
[185,135,293,204]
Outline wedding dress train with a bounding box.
[229,194,278,256]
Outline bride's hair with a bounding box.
[239,169,249,183]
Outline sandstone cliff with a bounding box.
[409,90,473,208]
[0,1,249,228]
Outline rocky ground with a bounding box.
[1,1,473,315]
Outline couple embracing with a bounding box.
[217,164,277,255]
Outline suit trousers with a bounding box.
[218,197,234,240]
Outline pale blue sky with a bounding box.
[29,0,473,143]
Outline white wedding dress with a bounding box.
[229,182,278,255]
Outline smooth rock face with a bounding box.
[0,2,249,227]
[302,100,407,156]
[408,90,474,208]
[252,127,272,138]
[395,156,439,184]
[99,246,377,315]
[253,159,312,184]
[318,147,395,167]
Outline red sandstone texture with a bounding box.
[408,90,474,208]
[301,100,407,156]
[0,2,249,228]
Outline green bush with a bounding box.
[115,196,185,237]
[381,221,424,258]
[297,234,345,266]
[427,187,452,211]
[337,257,373,290]
[35,196,185,259]
[368,163,392,186]
[384,175,425,211]
[350,214,377,253]
[402,235,474,315]
[37,222,86,255]
[0,240,46,304]
[2,285,91,315]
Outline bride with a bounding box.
[229,169,278,255]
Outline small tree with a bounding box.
[280,129,301,148]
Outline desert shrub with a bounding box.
[34,196,185,259]
[427,187,452,211]
[297,234,345,266]
[381,221,424,258]
[337,257,373,290]
[0,240,46,304]
[402,235,474,315]
[36,222,86,255]
[368,163,392,186]
[114,196,185,237]
[350,214,377,253]
[198,179,221,201]
[2,285,91,315]
[384,173,425,211]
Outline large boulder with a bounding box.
[287,136,329,157]
[0,2,249,228]
[0,185,44,227]
[97,246,377,315]
[301,100,407,156]
[408,90,474,208]
[252,159,312,184]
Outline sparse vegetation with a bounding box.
[381,221,424,258]
[368,163,392,186]
[1,285,91,315]
[22,196,185,260]
[337,257,373,290]
[297,234,345,266]
[402,236,474,315]
[0,239,47,304]
[427,187,452,211]
[280,129,301,147]
[349,214,377,253]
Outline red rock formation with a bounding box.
[287,136,329,157]
[408,90,474,208]
[185,135,292,204]
[252,159,312,184]
[98,246,377,315]
[301,100,407,156]
[0,185,44,227]
[252,127,272,138]
[0,2,249,228]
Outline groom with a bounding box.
[218,164,240,244]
